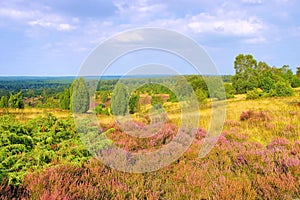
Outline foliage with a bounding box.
[232,54,258,94]
[151,95,164,109]
[0,114,91,186]
[195,89,207,104]
[8,92,24,109]
[270,81,294,97]
[110,83,128,116]
[128,94,139,114]
[224,83,235,99]
[296,67,300,77]
[232,54,296,98]
[246,88,266,100]
[291,76,300,88]
[59,88,70,110]
[95,104,110,115]
[99,91,109,103]
[0,96,8,108]
[70,78,90,113]
[258,72,275,92]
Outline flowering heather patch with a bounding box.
[240,110,272,122]
[1,96,300,199]
[195,128,207,140]
[1,125,300,199]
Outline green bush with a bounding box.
[246,88,266,100]
[291,76,300,88]
[270,81,294,97]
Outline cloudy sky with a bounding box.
[0,0,300,76]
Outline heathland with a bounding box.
[0,54,300,199]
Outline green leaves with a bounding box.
[59,88,70,110]
[71,78,90,113]
[8,91,24,109]
[110,83,128,116]
[0,114,91,186]
[232,54,296,97]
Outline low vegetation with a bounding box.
[0,54,300,199]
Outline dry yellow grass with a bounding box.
[93,90,300,146]
[1,88,299,145]
[0,108,71,122]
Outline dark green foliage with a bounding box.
[129,94,139,114]
[8,92,24,109]
[232,54,258,94]
[270,81,294,97]
[59,88,70,110]
[187,75,208,92]
[291,76,300,88]
[95,104,110,115]
[259,74,275,92]
[71,78,90,113]
[0,96,8,108]
[232,54,295,97]
[0,77,72,98]
[99,91,109,103]
[296,67,300,77]
[110,83,128,116]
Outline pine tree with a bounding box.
[110,83,128,116]
[70,78,90,113]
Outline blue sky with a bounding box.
[0,0,300,76]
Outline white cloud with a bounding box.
[113,0,168,22]
[243,36,267,44]
[0,5,77,32]
[242,0,263,4]
[186,14,264,37]
[114,32,144,42]
[28,20,76,31]
[142,10,267,40]
[0,8,36,19]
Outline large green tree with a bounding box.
[71,78,90,113]
[232,54,258,93]
[110,83,128,116]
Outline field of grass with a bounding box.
[0,108,70,122]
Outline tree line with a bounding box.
[232,54,300,99]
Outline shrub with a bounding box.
[291,76,300,88]
[246,88,265,100]
[270,81,294,97]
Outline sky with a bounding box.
[0,0,300,76]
